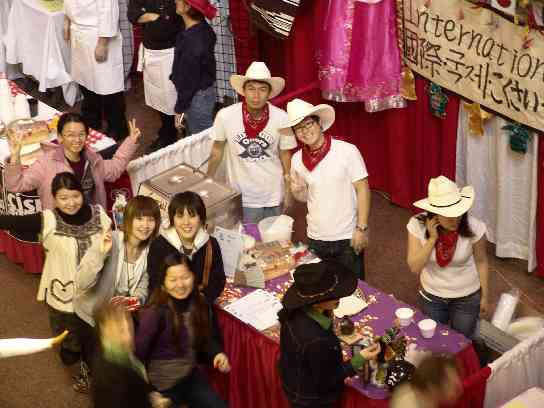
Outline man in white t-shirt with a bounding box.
[279,99,371,279]
[206,62,297,224]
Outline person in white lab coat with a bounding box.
[63,0,129,141]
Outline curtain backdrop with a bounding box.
[456,106,539,272]
[229,0,543,272]
[260,0,459,209]
[538,139,544,277]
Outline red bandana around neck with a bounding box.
[302,134,332,172]
[242,101,269,139]
[435,230,459,267]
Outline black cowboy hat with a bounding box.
[282,261,357,310]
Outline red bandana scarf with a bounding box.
[242,102,269,139]
[302,134,332,172]
[435,230,459,267]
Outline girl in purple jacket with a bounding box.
[136,252,229,408]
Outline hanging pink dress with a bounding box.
[317,0,406,112]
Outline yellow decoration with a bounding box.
[48,115,60,133]
[400,66,417,100]
[463,102,492,136]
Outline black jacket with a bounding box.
[278,308,356,407]
[91,350,153,408]
[147,230,226,304]
[171,20,216,113]
[127,0,183,49]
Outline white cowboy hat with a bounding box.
[413,176,475,217]
[278,98,335,135]
[230,62,285,99]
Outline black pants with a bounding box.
[80,85,128,141]
[48,307,97,366]
[157,111,178,147]
[308,238,365,280]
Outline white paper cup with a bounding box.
[395,307,414,327]
[418,319,437,338]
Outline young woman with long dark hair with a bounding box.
[135,252,229,407]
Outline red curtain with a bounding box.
[258,0,459,209]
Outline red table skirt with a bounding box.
[0,231,44,274]
[210,309,486,408]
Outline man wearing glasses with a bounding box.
[279,99,371,279]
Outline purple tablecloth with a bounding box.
[217,272,471,400]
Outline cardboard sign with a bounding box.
[398,0,544,131]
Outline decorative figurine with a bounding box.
[426,82,448,119]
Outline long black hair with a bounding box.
[146,253,211,351]
[416,211,474,238]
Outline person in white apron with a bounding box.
[128,0,182,151]
[64,0,129,141]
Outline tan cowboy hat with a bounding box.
[278,98,335,135]
[230,62,285,99]
[413,176,475,217]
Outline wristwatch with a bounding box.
[356,224,369,233]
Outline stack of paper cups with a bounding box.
[0,79,14,124]
[491,291,519,331]
[13,94,30,119]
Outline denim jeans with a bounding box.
[161,368,226,408]
[185,86,216,135]
[243,206,282,224]
[419,288,481,339]
[308,239,365,280]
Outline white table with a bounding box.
[5,0,77,105]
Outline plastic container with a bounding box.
[491,288,520,331]
[418,319,437,338]
[258,215,294,243]
[395,307,414,327]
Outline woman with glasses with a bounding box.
[5,112,141,210]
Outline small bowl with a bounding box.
[418,319,437,338]
[395,307,414,327]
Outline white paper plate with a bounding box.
[334,295,368,318]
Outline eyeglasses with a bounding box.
[293,119,316,134]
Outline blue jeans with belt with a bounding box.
[419,288,481,339]
[308,239,365,280]
[185,85,216,136]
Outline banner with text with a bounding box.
[399,0,544,131]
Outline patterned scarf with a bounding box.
[302,134,332,172]
[435,230,459,267]
[242,102,269,139]
[53,205,103,264]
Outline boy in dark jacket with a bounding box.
[147,191,226,304]
[278,261,381,408]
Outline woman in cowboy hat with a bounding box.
[406,176,489,339]
[170,0,217,136]
[279,98,371,280]
[207,61,297,224]
[278,261,381,408]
